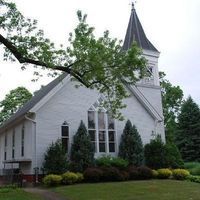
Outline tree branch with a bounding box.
[0,34,90,86]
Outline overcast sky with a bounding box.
[0,0,200,104]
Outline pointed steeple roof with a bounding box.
[122,4,158,52]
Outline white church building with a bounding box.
[0,6,165,182]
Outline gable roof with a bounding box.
[122,6,158,52]
[0,73,68,131]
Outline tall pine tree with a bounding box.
[176,96,200,161]
[119,120,144,166]
[70,121,94,172]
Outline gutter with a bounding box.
[25,114,38,183]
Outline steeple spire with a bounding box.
[122,5,158,52]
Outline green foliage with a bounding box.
[159,72,183,143]
[119,120,144,166]
[83,167,103,182]
[95,156,128,169]
[70,121,94,172]
[0,87,32,125]
[137,166,153,180]
[43,139,68,174]
[157,169,172,179]
[62,172,78,185]
[144,135,183,169]
[152,170,158,178]
[144,135,166,169]
[76,172,84,183]
[176,96,200,162]
[0,1,147,118]
[172,169,190,180]
[187,175,200,184]
[184,162,200,176]
[164,142,184,168]
[43,174,62,187]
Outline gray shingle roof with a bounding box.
[0,73,68,131]
[122,7,158,52]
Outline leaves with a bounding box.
[0,0,147,118]
[0,87,32,125]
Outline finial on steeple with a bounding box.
[131,1,136,10]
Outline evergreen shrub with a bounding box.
[43,140,68,174]
[96,156,128,169]
[119,120,144,166]
[101,167,122,182]
[127,166,139,180]
[70,121,94,172]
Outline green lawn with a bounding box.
[53,180,200,200]
[0,188,42,200]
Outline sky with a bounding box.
[0,0,200,104]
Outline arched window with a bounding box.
[88,97,116,154]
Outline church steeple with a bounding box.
[123,5,158,52]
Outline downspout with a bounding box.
[25,114,38,183]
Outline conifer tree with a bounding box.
[176,96,200,161]
[70,121,94,172]
[119,120,144,166]
[43,139,68,174]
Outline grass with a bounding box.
[53,180,200,200]
[0,188,42,200]
[185,162,200,175]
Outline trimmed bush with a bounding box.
[43,174,62,187]
[96,156,128,169]
[157,169,172,179]
[101,167,122,182]
[83,167,103,182]
[172,169,190,180]
[152,169,158,178]
[119,170,130,181]
[137,166,153,180]
[127,166,139,180]
[62,172,78,185]
[76,172,84,182]
[184,162,200,176]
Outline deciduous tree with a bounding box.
[0,86,32,125]
[0,0,147,119]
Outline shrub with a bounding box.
[137,166,153,180]
[83,167,103,182]
[187,175,200,183]
[76,172,84,182]
[144,135,166,169]
[119,170,130,181]
[43,174,62,187]
[172,169,190,180]
[127,166,139,180]
[157,169,172,179]
[70,121,94,172]
[43,139,68,174]
[152,170,158,178]
[165,143,184,168]
[62,172,78,185]
[119,120,144,166]
[101,167,122,182]
[184,162,200,169]
[96,156,128,169]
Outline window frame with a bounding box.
[61,121,69,153]
[88,100,116,154]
